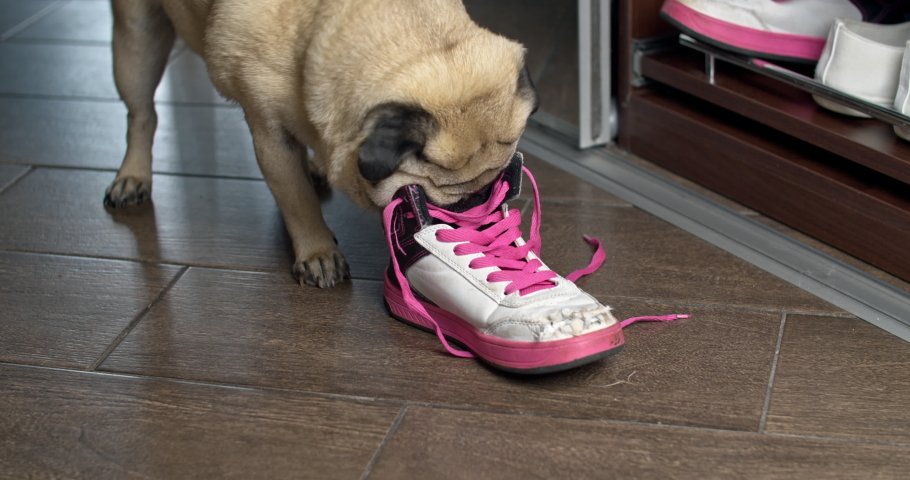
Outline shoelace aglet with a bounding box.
[620,314,690,328]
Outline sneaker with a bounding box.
[381,152,685,374]
[814,19,910,117]
[660,0,910,63]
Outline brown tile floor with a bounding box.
[2,1,909,478]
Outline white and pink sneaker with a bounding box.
[660,0,910,63]
[814,19,910,117]
[381,153,686,374]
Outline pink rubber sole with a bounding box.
[661,0,826,62]
[384,277,625,374]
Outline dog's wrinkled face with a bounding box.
[355,36,538,208]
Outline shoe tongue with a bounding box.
[438,152,524,213]
[395,184,433,228]
[390,152,524,228]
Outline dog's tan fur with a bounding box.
[106,0,537,287]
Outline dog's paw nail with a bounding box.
[104,176,151,209]
[294,251,350,288]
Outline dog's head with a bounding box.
[353,32,538,208]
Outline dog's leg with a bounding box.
[105,0,175,207]
[248,120,350,287]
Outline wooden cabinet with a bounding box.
[616,0,910,282]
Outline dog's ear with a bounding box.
[517,63,539,115]
[358,104,436,182]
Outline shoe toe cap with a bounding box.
[485,304,618,342]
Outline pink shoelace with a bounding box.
[383,166,689,358]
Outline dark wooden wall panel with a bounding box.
[625,88,910,281]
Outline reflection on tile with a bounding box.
[766,314,910,444]
[369,406,910,479]
[0,164,29,191]
[0,43,223,104]
[0,0,58,37]
[0,42,118,99]
[0,251,181,368]
[462,0,572,80]
[0,97,125,169]
[152,103,258,177]
[101,269,780,430]
[12,0,112,43]
[156,51,231,105]
[533,0,578,127]
[0,168,387,278]
[0,97,259,177]
[520,152,627,204]
[534,202,845,313]
[1,364,399,479]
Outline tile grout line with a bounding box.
[0,166,33,194]
[597,294,856,318]
[2,37,109,47]
[758,312,788,433]
[8,361,910,449]
[537,197,633,208]
[88,265,190,370]
[764,431,910,448]
[0,247,388,282]
[358,405,409,480]
[522,125,910,340]
[0,248,857,318]
[15,163,265,182]
[0,0,66,42]
[0,91,238,109]
[0,247,857,317]
[518,197,531,218]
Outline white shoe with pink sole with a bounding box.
[660,0,909,63]
[381,153,687,374]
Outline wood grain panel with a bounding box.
[369,406,910,480]
[0,364,400,479]
[625,88,910,282]
[520,153,627,204]
[0,251,181,368]
[640,49,910,184]
[0,168,388,279]
[535,202,845,313]
[767,314,910,444]
[101,268,782,431]
[0,97,259,177]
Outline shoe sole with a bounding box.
[812,94,874,118]
[661,0,825,63]
[896,125,910,142]
[384,277,625,375]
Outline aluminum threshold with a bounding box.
[520,122,910,341]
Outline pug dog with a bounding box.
[105,0,538,287]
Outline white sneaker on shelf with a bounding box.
[814,19,910,117]
[661,0,864,63]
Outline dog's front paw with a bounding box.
[293,249,351,288]
[104,175,151,208]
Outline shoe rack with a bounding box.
[617,0,910,283]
